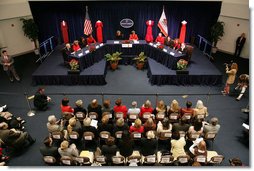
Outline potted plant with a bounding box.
[20,18,39,55]
[133,52,147,70]
[210,21,225,53]
[177,59,188,70]
[105,51,122,70]
[68,59,80,74]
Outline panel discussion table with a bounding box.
[69,40,187,71]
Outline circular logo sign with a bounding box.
[120,18,134,28]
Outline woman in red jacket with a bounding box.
[155,33,165,44]
[129,31,139,41]
[86,34,97,45]
[72,40,81,52]
[61,97,74,113]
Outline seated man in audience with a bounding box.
[40,136,59,159]
[46,115,68,139]
[203,117,221,134]
[172,117,190,133]
[72,40,81,52]
[87,99,102,121]
[0,111,25,130]
[155,33,165,44]
[34,87,51,111]
[140,131,157,156]
[129,31,139,41]
[101,136,118,165]
[74,99,87,115]
[180,101,194,118]
[86,34,97,45]
[0,122,36,150]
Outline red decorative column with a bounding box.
[179,20,187,43]
[95,20,103,43]
[145,20,154,43]
[61,20,69,43]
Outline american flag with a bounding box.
[84,6,93,35]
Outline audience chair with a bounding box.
[194,155,207,165]
[195,113,206,120]
[75,156,91,166]
[158,131,172,141]
[88,112,98,120]
[75,112,85,121]
[60,156,76,166]
[127,155,142,166]
[142,112,151,123]
[177,155,191,166]
[99,131,111,146]
[95,155,107,165]
[169,113,179,123]
[43,156,57,165]
[115,112,124,120]
[182,113,192,123]
[159,155,174,166]
[51,131,64,145]
[112,156,125,166]
[179,131,186,139]
[208,155,224,165]
[128,113,139,123]
[102,112,113,120]
[156,112,166,122]
[115,131,123,139]
[204,132,217,149]
[62,112,74,121]
[188,132,201,141]
[143,155,157,166]
[83,132,96,150]
[69,131,80,144]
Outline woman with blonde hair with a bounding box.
[153,100,167,115]
[129,118,144,133]
[58,140,79,158]
[193,100,208,117]
[222,62,238,95]
[167,99,181,114]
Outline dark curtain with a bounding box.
[29,1,221,44]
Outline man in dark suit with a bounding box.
[34,88,51,111]
[0,50,20,82]
[234,33,246,57]
[40,136,59,158]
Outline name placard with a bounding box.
[85,50,89,54]
[169,52,175,56]
[114,41,120,44]
[163,49,167,52]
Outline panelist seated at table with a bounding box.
[177,43,187,54]
[86,34,97,45]
[62,43,74,63]
[164,36,174,48]
[72,40,81,52]
[155,33,165,44]
[173,39,180,50]
[79,37,87,48]
[129,30,139,41]
[115,30,124,40]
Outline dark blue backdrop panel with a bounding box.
[29,1,221,43]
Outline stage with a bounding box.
[32,44,222,86]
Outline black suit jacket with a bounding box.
[34,92,48,110]
[40,145,60,158]
[62,47,73,62]
[236,36,246,48]
[140,138,157,156]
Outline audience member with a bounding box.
[235,74,249,101]
[0,50,20,82]
[129,31,139,41]
[180,101,194,118]
[140,100,153,118]
[46,115,67,139]
[0,111,25,130]
[172,118,190,133]
[155,33,164,44]
[229,157,244,166]
[113,98,128,119]
[67,117,82,136]
[140,131,157,156]
[74,99,87,115]
[188,119,203,138]
[221,63,238,95]
[101,99,114,123]
[58,140,79,158]
[171,131,186,160]
[189,138,207,158]
[143,118,156,133]
[193,100,208,118]
[61,98,74,113]
[34,87,51,111]
[39,136,59,158]
[86,34,97,45]
[72,40,81,52]
[153,100,167,116]
[167,99,181,115]
[129,118,144,134]
[127,101,140,115]
[118,130,134,158]
[97,115,113,135]
[157,117,172,134]
[87,99,102,120]
[203,117,220,134]
[113,118,129,135]
[101,136,118,165]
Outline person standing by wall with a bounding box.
[0,50,20,82]
[221,63,238,95]
[234,33,246,57]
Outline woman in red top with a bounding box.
[72,40,81,52]
[61,97,74,113]
[173,39,180,50]
[129,31,139,40]
[140,100,153,118]
[155,33,165,44]
[86,34,97,45]
[129,118,144,133]
[113,98,128,119]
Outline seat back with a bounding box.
[127,155,141,165]
[69,131,79,140]
[51,131,63,140]
[205,132,217,140]
[131,132,142,140]
[142,112,151,122]
[88,112,98,120]
[128,113,138,122]
[62,112,74,120]
[83,131,95,141]
[169,113,179,123]
[102,112,113,119]
[60,156,75,166]
[188,132,200,141]
[209,155,224,164]
[158,131,172,140]
[156,112,165,121]
[160,155,174,165]
[95,155,107,165]
[115,131,123,139]
[182,113,192,122]
[112,156,125,165]
[115,112,124,119]
[100,131,111,139]
[75,112,85,121]
[194,155,207,164]
[177,155,190,164]
[144,155,156,164]
[196,113,206,120]
[43,156,57,165]
[75,156,91,165]
[179,131,186,138]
